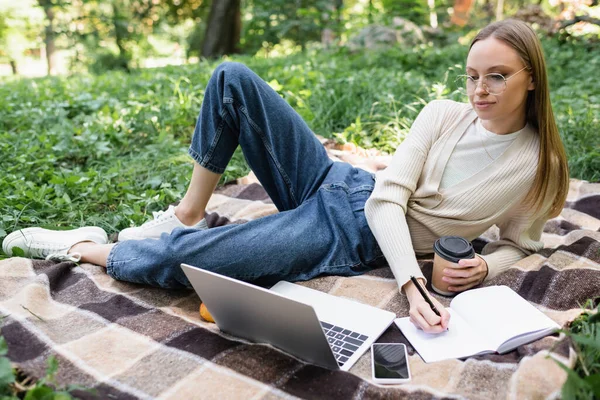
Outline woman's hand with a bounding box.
[403,279,451,334]
[443,255,488,293]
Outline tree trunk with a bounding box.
[43,5,56,75]
[428,0,438,28]
[201,0,241,58]
[484,0,495,20]
[9,60,17,75]
[496,0,504,21]
[112,1,130,71]
[335,0,343,33]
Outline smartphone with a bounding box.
[371,343,411,384]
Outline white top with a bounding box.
[440,119,528,189]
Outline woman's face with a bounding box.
[466,37,535,133]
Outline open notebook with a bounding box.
[395,285,560,363]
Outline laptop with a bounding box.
[181,263,396,371]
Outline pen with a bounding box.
[410,275,441,317]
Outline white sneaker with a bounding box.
[117,205,208,241]
[2,227,108,261]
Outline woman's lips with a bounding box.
[474,101,495,110]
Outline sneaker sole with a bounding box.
[2,227,108,257]
[117,230,162,241]
[117,220,208,242]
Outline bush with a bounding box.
[88,50,131,74]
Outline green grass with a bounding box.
[1,38,597,241]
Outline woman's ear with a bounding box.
[527,76,535,91]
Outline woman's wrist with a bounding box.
[402,278,425,301]
[476,254,489,281]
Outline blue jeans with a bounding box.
[106,62,386,289]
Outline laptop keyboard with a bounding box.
[320,321,368,366]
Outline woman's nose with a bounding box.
[474,80,489,96]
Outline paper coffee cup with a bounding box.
[432,236,475,296]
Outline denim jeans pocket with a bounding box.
[355,208,385,265]
[323,182,375,212]
[323,182,384,267]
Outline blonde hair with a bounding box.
[470,19,569,218]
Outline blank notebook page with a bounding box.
[449,285,559,351]
[395,309,489,363]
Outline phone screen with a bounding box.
[372,343,409,379]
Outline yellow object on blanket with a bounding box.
[200,303,215,323]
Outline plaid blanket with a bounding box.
[1,144,599,400]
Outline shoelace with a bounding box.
[140,207,206,229]
[46,252,82,263]
[151,209,169,220]
[142,208,175,228]
[28,241,73,259]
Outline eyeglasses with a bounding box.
[455,66,530,95]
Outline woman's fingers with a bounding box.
[432,298,451,329]
[442,265,473,278]
[448,281,481,292]
[410,310,446,333]
[444,260,484,278]
[409,315,417,326]
[447,275,484,291]
[458,258,482,267]
[407,285,451,333]
[443,274,482,285]
[417,302,442,326]
[409,312,428,331]
[408,301,449,333]
[443,257,487,292]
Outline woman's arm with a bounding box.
[365,100,444,290]
[479,209,549,281]
[365,100,452,333]
[442,203,550,291]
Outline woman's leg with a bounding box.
[105,182,381,289]
[70,242,113,266]
[175,164,221,225]
[120,61,333,238]
[184,61,334,213]
[75,62,383,287]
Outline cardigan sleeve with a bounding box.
[365,100,445,291]
[479,205,550,281]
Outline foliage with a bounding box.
[3,0,600,76]
[87,49,131,75]
[555,300,600,400]
[242,0,337,54]
[65,0,166,72]
[544,39,600,180]
[0,1,44,64]
[0,330,15,395]
[24,0,209,73]
[240,0,448,56]
[381,0,429,26]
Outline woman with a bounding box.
[2,19,568,334]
